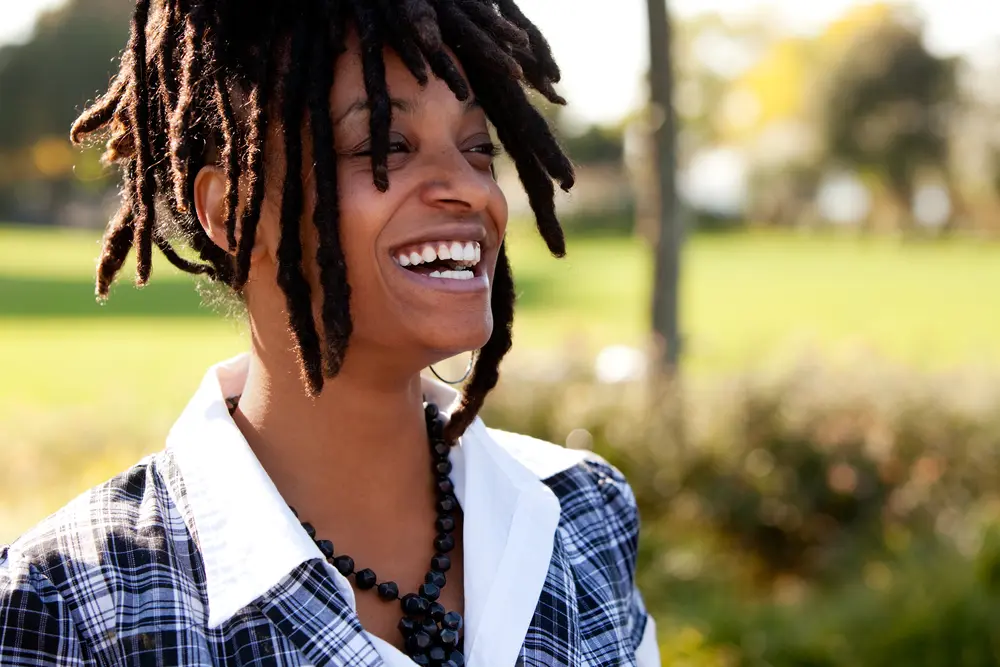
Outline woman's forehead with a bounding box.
[331,31,472,120]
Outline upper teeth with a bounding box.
[396,241,481,267]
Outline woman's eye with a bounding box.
[349,139,410,158]
[466,142,501,157]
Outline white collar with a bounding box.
[166,353,589,665]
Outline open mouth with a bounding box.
[393,240,482,281]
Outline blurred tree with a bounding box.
[647,0,682,372]
[0,0,129,222]
[561,125,624,165]
[0,0,129,151]
[674,12,781,149]
[530,92,625,167]
[821,15,958,230]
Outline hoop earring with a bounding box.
[429,351,478,385]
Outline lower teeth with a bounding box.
[429,269,473,280]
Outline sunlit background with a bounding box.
[4,0,1000,664]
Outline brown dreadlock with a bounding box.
[70,0,574,444]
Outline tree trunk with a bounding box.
[646,0,683,373]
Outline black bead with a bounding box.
[442,611,463,631]
[435,460,453,476]
[449,650,465,667]
[428,646,447,662]
[378,581,399,600]
[436,478,455,495]
[428,601,446,621]
[420,618,439,639]
[401,593,428,615]
[411,654,430,666]
[425,403,439,419]
[401,593,420,615]
[429,414,446,437]
[442,661,458,667]
[440,628,459,647]
[355,568,377,590]
[301,522,316,539]
[398,617,417,636]
[332,555,354,576]
[316,539,334,559]
[431,554,451,572]
[419,582,441,601]
[406,631,432,653]
[432,442,450,459]
[426,571,447,588]
[437,496,457,513]
[436,515,456,533]
[435,534,455,553]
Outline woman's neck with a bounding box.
[231,346,437,534]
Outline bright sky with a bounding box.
[4,0,1000,124]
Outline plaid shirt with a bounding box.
[0,357,658,666]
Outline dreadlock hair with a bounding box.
[71,0,575,445]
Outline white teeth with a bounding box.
[397,241,481,269]
[427,269,473,281]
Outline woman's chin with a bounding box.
[419,322,493,362]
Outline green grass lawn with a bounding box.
[4,223,1000,411]
[3,222,1000,540]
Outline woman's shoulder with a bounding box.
[483,427,640,540]
[1,453,175,597]
[0,454,193,662]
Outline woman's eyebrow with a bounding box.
[333,96,480,126]
[334,98,411,125]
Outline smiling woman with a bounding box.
[0,1,658,666]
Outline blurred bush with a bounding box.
[5,348,1000,663]
[482,351,1000,665]
[0,0,128,225]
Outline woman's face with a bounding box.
[293,33,508,371]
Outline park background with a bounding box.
[3,0,1000,664]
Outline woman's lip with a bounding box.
[392,261,490,293]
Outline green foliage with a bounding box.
[0,0,128,221]
[528,92,625,167]
[821,15,957,204]
[561,125,624,166]
[0,0,129,151]
[481,354,1000,665]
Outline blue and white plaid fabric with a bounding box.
[0,450,652,666]
[1,357,657,666]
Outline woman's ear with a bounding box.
[194,165,231,253]
[194,164,277,268]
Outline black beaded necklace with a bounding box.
[226,397,465,667]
